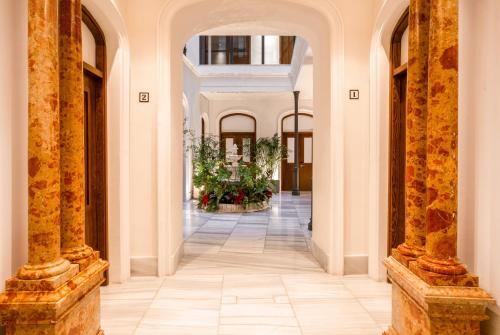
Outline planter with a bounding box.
[271,180,280,193]
[209,200,270,213]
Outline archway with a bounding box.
[81,0,131,283]
[368,0,409,281]
[157,0,345,276]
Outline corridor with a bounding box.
[100,193,391,334]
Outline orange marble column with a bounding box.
[383,2,495,334]
[393,0,430,266]
[1,1,110,333]
[410,0,474,286]
[16,0,72,281]
[59,0,95,268]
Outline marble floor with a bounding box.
[101,192,392,334]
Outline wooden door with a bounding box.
[299,133,313,191]
[220,132,256,162]
[281,132,313,191]
[84,67,108,276]
[231,36,251,64]
[281,133,295,191]
[280,36,295,64]
[388,9,409,255]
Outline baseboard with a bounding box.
[483,304,500,335]
[310,239,329,272]
[344,254,369,275]
[130,256,157,276]
[168,240,184,275]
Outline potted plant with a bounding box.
[189,133,286,212]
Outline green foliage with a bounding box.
[254,134,288,179]
[189,133,286,212]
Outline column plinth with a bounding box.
[384,257,494,335]
[393,0,430,266]
[59,0,95,269]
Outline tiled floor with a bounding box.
[101,192,392,334]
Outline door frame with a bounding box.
[279,111,313,192]
[281,131,313,192]
[387,8,409,256]
[368,0,409,281]
[82,6,109,266]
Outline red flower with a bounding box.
[201,194,209,206]
[234,191,245,205]
[265,190,273,199]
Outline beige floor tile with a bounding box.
[101,194,391,335]
[218,325,302,335]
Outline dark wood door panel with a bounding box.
[281,132,313,192]
[84,68,108,282]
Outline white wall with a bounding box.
[335,0,374,269]
[200,92,313,138]
[123,0,161,265]
[458,0,500,331]
[0,0,28,290]
[185,36,200,66]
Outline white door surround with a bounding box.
[82,0,131,283]
[157,0,346,276]
[368,0,410,281]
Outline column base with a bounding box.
[7,263,79,292]
[384,256,495,335]
[0,258,108,335]
[62,245,98,271]
[409,260,478,287]
[63,248,100,272]
[392,247,422,267]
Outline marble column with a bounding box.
[409,0,474,286]
[0,1,108,333]
[15,0,72,282]
[383,1,495,334]
[59,0,95,269]
[393,0,430,266]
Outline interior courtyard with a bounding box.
[0,0,499,334]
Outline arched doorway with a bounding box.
[219,113,257,162]
[387,8,409,256]
[281,113,313,191]
[82,6,108,279]
[157,0,345,276]
[81,0,131,284]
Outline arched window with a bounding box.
[388,9,409,255]
[219,113,256,162]
[82,6,108,278]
